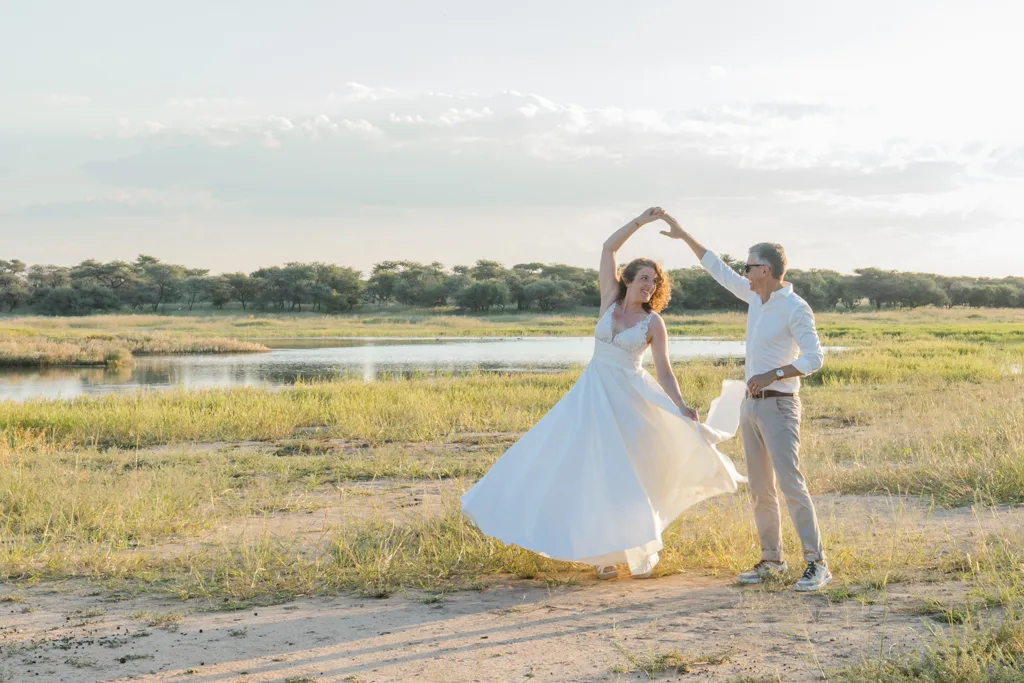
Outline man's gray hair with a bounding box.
[749,243,788,279]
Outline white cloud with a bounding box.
[8,85,1024,277]
[74,90,990,215]
[300,114,340,137]
[389,113,426,124]
[261,131,281,148]
[437,107,493,126]
[518,104,540,118]
[342,119,384,136]
[530,95,559,112]
[266,116,294,132]
[115,119,166,138]
[330,82,399,103]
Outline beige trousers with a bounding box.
[740,395,825,564]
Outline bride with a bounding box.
[460,207,747,579]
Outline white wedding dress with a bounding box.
[460,303,748,575]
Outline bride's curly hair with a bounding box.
[618,258,672,313]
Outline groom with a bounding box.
[658,211,831,592]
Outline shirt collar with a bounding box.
[768,283,794,302]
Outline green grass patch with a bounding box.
[835,613,1024,682]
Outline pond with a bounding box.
[0,337,754,402]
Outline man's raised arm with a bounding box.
[657,210,753,304]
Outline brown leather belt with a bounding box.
[747,390,795,399]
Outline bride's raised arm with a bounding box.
[599,207,662,314]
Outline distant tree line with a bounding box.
[0,255,1022,316]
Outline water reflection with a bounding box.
[0,337,750,402]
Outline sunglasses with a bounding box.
[744,263,768,273]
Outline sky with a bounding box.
[1,0,1023,278]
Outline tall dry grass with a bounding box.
[0,334,267,367]
[4,307,1024,343]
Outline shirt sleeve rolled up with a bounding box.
[789,302,824,375]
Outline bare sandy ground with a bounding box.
[2,571,963,683]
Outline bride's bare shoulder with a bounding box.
[646,311,667,332]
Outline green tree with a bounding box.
[183,269,211,311]
[894,273,949,308]
[968,286,996,308]
[27,264,71,290]
[36,285,121,316]
[505,268,540,310]
[509,262,598,309]
[223,273,260,310]
[280,263,318,312]
[456,279,510,312]
[25,264,72,306]
[134,256,187,312]
[992,284,1019,308]
[854,268,900,309]
[315,264,364,313]
[365,261,404,305]
[942,280,975,307]
[70,259,137,292]
[0,259,29,312]
[372,261,450,307]
[470,260,508,281]
[208,275,235,309]
[525,279,575,311]
[251,267,288,310]
[664,267,746,312]
[443,272,474,302]
[788,269,845,310]
[837,275,860,310]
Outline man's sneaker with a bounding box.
[793,562,832,592]
[736,560,788,584]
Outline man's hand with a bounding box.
[746,372,777,395]
[654,210,708,260]
[681,405,700,422]
[656,211,688,240]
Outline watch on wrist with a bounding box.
[775,368,785,379]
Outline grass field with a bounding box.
[3,306,1024,344]
[1,307,1024,680]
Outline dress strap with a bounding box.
[640,311,654,335]
[602,300,618,321]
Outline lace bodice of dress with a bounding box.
[594,302,654,358]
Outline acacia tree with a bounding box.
[365,262,402,305]
[318,265,364,313]
[183,268,211,311]
[456,279,510,312]
[70,259,137,292]
[134,255,187,312]
[223,273,260,310]
[0,259,28,312]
